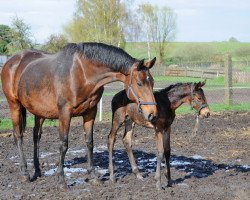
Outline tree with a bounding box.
[41,34,68,53]
[138,4,177,64]
[228,37,239,42]
[0,24,11,54]
[64,0,130,47]
[7,16,34,54]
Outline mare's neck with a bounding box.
[89,68,127,95]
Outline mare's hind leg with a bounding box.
[82,106,97,174]
[163,127,172,187]
[123,120,143,180]
[33,116,45,179]
[108,112,125,183]
[154,131,164,190]
[8,100,29,181]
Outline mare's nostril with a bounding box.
[148,113,154,121]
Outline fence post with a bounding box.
[99,97,103,121]
[224,54,233,105]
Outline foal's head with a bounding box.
[124,57,157,121]
[188,80,210,118]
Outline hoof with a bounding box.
[109,177,116,184]
[90,177,101,186]
[20,174,30,182]
[156,182,164,190]
[167,180,173,187]
[136,173,144,181]
[57,182,70,191]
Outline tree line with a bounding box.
[0,0,176,64]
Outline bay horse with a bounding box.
[108,81,210,189]
[1,42,157,188]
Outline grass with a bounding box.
[0,117,57,131]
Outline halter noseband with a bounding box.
[126,64,157,110]
[190,83,208,114]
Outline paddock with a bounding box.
[0,112,249,199]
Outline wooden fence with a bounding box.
[165,68,224,79]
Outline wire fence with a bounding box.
[1,56,250,131]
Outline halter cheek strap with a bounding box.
[126,64,157,110]
[190,83,208,114]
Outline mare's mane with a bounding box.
[61,42,137,74]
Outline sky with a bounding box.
[0,0,249,43]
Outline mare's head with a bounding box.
[125,57,157,121]
[188,80,210,118]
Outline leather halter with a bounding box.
[190,83,208,114]
[126,64,157,110]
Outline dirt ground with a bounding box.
[0,111,249,200]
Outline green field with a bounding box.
[125,42,250,62]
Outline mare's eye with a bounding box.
[137,81,142,87]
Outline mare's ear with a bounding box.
[137,59,145,71]
[195,79,206,89]
[144,57,156,69]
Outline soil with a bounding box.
[0,112,249,200]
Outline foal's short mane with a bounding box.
[62,42,137,74]
[159,82,193,94]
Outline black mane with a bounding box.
[62,42,137,74]
[160,82,192,93]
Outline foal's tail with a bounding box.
[20,105,27,133]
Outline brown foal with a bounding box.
[108,81,210,189]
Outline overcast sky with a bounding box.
[0,0,249,43]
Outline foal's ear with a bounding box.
[195,79,206,89]
[137,59,145,71]
[144,57,156,69]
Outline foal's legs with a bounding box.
[155,131,164,190]
[107,113,125,182]
[56,109,71,189]
[163,127,172,187]
[122,120,143,180]
[8,101,29,181]
[33,116,45,179]
[82,106,97,173]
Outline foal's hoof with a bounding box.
[156,182,164,190]
[57,182,70,191]
[136,173,144,181]
[109,177,116,184]
[20,174,30,182]
[90,177,101,186]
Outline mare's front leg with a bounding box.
[56,109,71,189]
[163,127,172,187]
[33,116,45,180]
[123,120,143,180]
[155,131,164,190]
[82,106,97,175]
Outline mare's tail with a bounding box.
[20,105,27,133]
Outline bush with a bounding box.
[41,34,68,53]
[234,46,250,60]
[171,43,217,63]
